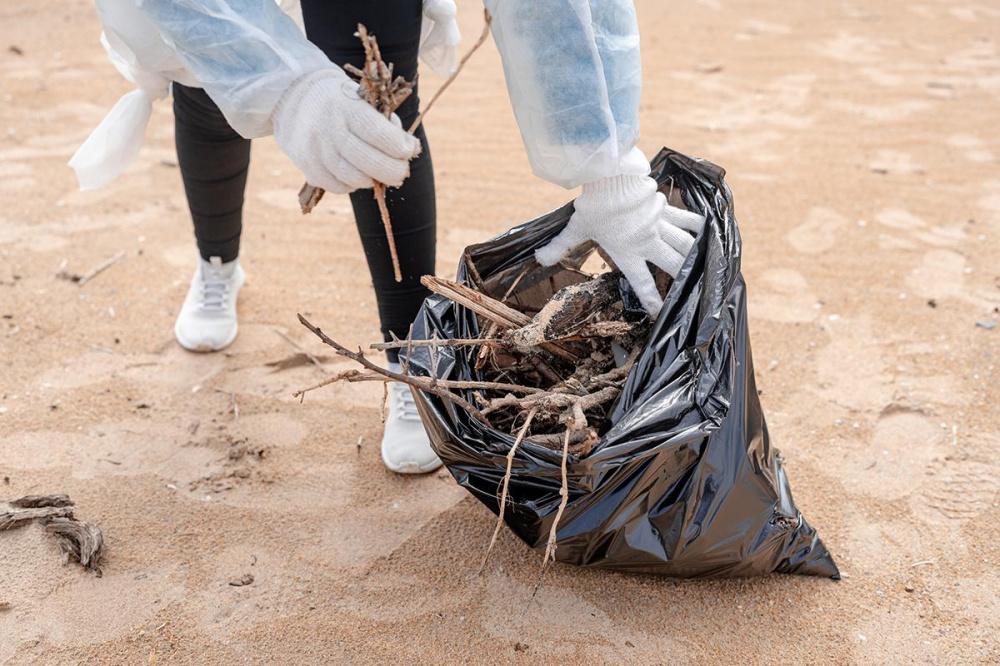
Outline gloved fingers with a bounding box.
[324,149,374,191]
[535,223,586,267]
[341,134,411,187]
[301,162,351,195]
[346,101,421,160]
[616,255,664,316]
[646,239,685,278]
[657,217,695,256]
[664,204,706,234]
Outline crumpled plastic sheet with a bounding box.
[405,147,839,578]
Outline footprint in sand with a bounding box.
[786,207,847,254]
[947,134,995,163]
[828,99,931,123]
[904,249,966,301]
[480,573,690,661]
[0,161,33,177]
[875,207,965,249]
[747,267,818,323]
[876,208,926,230]
[814,318,893,411]
[840,507,926,575]
[0,420,222,483]
[859,67,904,87]
[0,527,185,653]
[868,149,923,175]
[976,180,1000,214]
[850,605,947,663]
[736,19,790,40]
[910,452,999,525]
[162,243,199,268]
[928,575,1000,631]
[815,32,884,64]
[840,410,945,501]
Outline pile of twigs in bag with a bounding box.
[297,148,838,580]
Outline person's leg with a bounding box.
[300,1,440,473]
[173,82,251,263]
[172,82,252,351]
[300,0,435,364]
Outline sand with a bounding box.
[1,0,998,663]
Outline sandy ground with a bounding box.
[1,0,998,663]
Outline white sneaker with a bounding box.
[174,256,245,352]
[381,363,442,474]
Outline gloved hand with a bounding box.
[536,153,706,316]
[272,69,422,194]
[420,0,461,76]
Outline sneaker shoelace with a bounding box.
[197,269,230,312]
[392,383,421,421]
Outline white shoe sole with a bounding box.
[174,320,239,352]
[381,447,443,475]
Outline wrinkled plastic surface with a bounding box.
[420,0,461,77]
[70,0,313,190]
[135,0,330,138]
[406,148,839,578]
[485,0,647,188]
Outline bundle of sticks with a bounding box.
[297,266,655,454]
[295,257,664,577]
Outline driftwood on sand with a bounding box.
[0,494,105,575]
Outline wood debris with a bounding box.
[56,251,125,286]
[294,250,666,573]
[0,494,105,575]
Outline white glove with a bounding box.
[272,69,422,194]
[536,151,706,316]
[420,0,461,76]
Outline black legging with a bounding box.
[173,0,434,362]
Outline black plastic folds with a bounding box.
[407,148,839,578]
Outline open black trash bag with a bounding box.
[406,147,839,578]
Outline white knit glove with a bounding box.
[272,69,421,194]
[536,154,706,316]
[420,0,461,76]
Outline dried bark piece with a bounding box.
[508,272,621,348]
[298,183,324,214]
[421,276,578,363]
[0,505,74,530]
[10,494,74,508]
[46,517,104,575]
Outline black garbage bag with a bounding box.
[406,147,839,578]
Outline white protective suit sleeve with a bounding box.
[135,0,334,138]
[484,0,647,189]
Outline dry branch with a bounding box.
[535,429,572,595]
[295,314,489,423]
[370,337,498,351]
[421,276,578,363]
[57,251,125,286]
[408,9,493,134]
[479,408,536,574]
